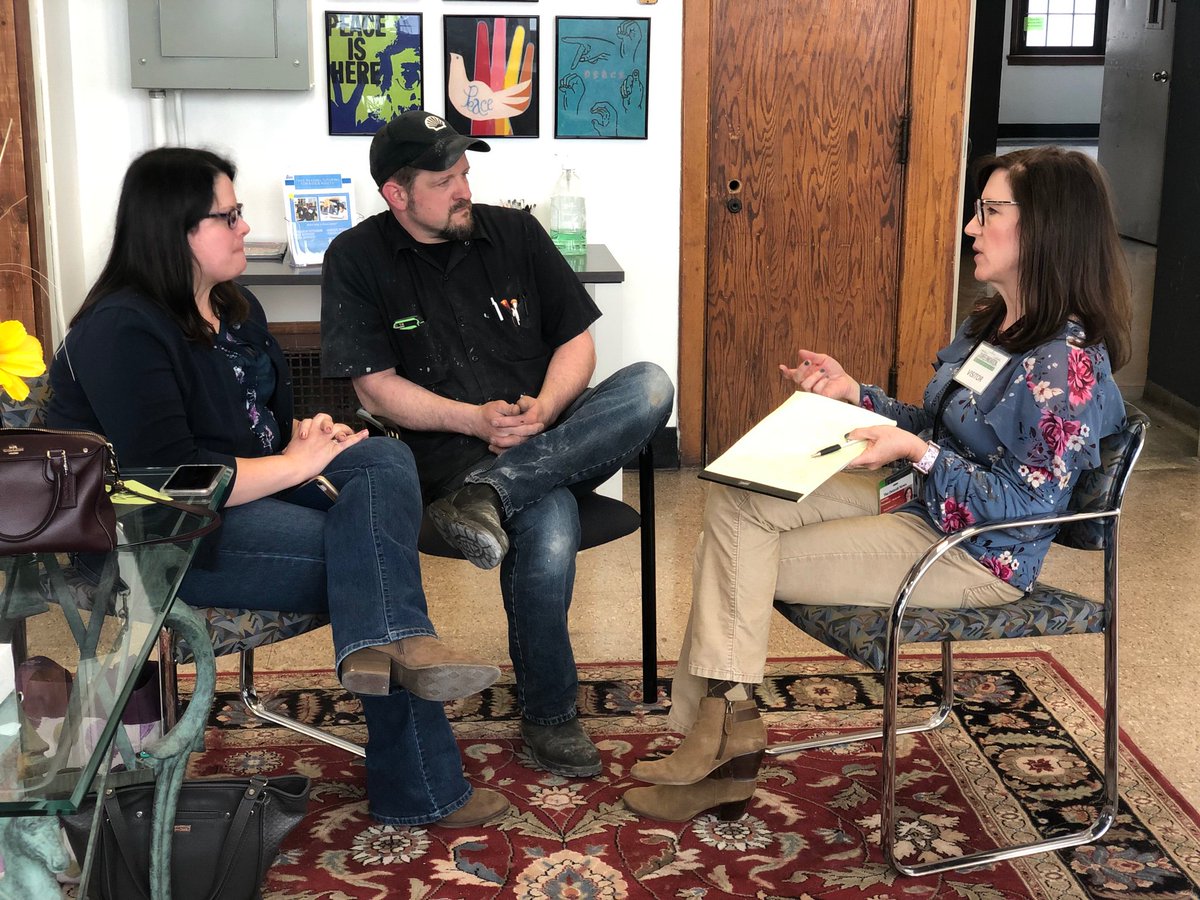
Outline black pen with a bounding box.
[810,439,865,458]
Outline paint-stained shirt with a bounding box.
[860,318,1125,592]
[320,204,600,495]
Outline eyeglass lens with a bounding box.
[208,204,243,229]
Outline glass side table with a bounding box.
[0,466,231,899]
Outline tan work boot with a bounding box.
[623,775,756,822]
[631,697,765,785]
[437,789,510,827]
[339,636,500,701]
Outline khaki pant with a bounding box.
[667,473,1023,733]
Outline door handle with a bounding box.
[726,197,743,214]
[1153,70,1170,83]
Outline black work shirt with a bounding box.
[320,204,601,495]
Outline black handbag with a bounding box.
[61,775,310,900]
[0,427,221,556]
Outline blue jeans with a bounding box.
[457,361,674,724]
[178,438,472,825]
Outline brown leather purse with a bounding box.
[0,428,221,556]
[0,428,119,555]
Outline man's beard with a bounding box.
[439,202,473,241]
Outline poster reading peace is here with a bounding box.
[326,13,423,136]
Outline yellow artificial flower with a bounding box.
[0,319,47,402]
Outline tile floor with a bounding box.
[245,393,1200,812]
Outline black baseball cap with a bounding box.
[369,110,490,187]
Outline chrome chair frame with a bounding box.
[159,621,365,758]
[768,412,1147,876]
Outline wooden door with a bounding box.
[703,0,911,460]
[1,0,48,338]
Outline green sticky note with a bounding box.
[1025,16,1045,31]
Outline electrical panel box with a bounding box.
[128,0,313,90]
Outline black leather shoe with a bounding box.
[521,718,602,777]
[427,483,509,570]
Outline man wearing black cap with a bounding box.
[321,110,674,778]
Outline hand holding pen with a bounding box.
[838,425,929,471]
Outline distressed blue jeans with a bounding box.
[455,361,674,724]
[177,438,473,825]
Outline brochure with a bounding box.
[284,173,354,267]
[701,391,896,501]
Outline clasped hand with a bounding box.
[474,395,553,454]
[283,413,368,479]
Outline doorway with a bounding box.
[960,0,1173,399]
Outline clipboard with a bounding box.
[700,392,895,502]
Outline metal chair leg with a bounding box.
[884,613,1119,874]
[768,642,955,757]
[638,443,658,702]
[238,647,365,758]
[156,627,179,732]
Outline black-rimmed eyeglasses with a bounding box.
[974,198,1019,226]
[203,204,245,230]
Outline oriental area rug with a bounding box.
[181,653,1200,899]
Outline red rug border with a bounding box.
[192,649,1200,829]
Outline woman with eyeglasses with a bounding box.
[47,147,510,828]
[624,146,1132,823]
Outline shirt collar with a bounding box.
[381,205,493,256]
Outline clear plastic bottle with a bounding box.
[549,166,587,256]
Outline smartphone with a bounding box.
[281,475,340,511]
[161,464,225,497]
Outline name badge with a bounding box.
[953,341,1010,393]
[878,465,915,513]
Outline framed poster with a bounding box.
[443,15,539,139]
[555,17,649,139]
[326,12,423,136]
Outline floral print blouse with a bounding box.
[213,320,282,456]
[860,318,1125,592]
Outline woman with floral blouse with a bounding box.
[624,146,1132,823]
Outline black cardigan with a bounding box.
[47,286,294,504]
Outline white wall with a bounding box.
[37,0,682,411]
[998,0,1104,125]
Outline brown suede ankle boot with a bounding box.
[623,774,757,822]
[339,636,500,701]
[631,697,765,785]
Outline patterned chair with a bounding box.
[767,403,1149,876]
[161,607,360,756]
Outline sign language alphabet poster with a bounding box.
[555,17,650,140]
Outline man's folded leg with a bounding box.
[468,361,674,517]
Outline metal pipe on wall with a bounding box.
[148,89,167,147]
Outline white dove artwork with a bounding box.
[447,52,533,122]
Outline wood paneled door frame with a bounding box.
[677,0,971,465]
[1,0,49,346]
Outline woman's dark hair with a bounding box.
[967,146,1131,370]
[72,146,248,342]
